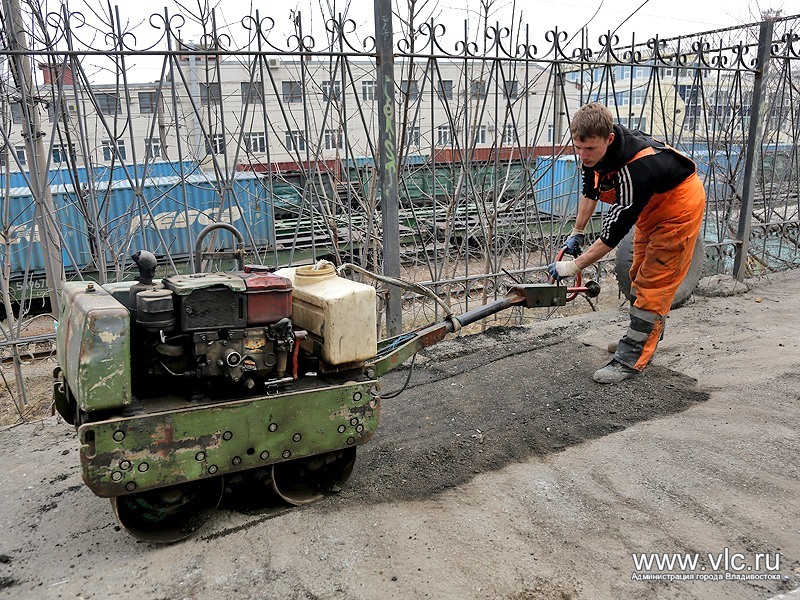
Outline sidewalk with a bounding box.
[516,267,800,598]
[0,269,798,600]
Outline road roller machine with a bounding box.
[53,224,599,542]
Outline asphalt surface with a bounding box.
[0,268,798,600]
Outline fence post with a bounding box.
[734,18,774,281]
[5,0,64,313]
[374,0,402,335]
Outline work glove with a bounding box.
[548,260,580,282]
[563,228,585,257]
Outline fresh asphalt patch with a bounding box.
[337,327,709,505]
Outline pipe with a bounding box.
[193,222,246,272]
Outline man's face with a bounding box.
[573,133,615,168]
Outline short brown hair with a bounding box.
[570,103,613,140]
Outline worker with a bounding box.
[548,103,705,383]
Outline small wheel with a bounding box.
[111,477,224,543]
[271,447,357,506]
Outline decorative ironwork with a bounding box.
[1,4,800,413]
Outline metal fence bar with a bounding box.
[734,19,774,280]
[1,5,800,414]
[4,0,63,314]
[375,0,401,336]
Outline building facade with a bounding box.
[4,55,581,178]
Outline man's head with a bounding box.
[570,103,615,167]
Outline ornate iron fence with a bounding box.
[0,1,798,417]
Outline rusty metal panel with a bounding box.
[57,281,131,412]
[511,284,568,308]
[78,380,379,497]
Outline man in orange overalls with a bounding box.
[548,103,705,383]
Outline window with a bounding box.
[436,124,451,146]
[437,80,453,100]
[503,80,519,99]
[48,99,67,122]
[400,80,419,101]
[633,67,647,79]
[10,102,23,124]
[362,80,376,102]
[472,125,487,145]
[206,134,225,155]
[322,80,341,101]
[685,102,702,118]
[767,114,783,131]
[96,92,120,115]
[14,145,26,166]
[633,89,646,106]
[241,81,264,105]
[620,116,647,130]
[282,81,302,103]
[52,143,75,163]
[404,126,420,147]
[145,138,162,159]
[245,131,267,154]
[677,85,700,105]
[470,80,487,99]
[502,124,515,145]
[101,139,126,161]
[323,129,342,150]
[286,130,305,151]
[738,92,753,117]
[138,91,160,114]
[616,91,630,106]
[200,82,221,105]
[659,67,675,78]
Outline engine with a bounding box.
[129,265,299,398]
[55,247,378,424]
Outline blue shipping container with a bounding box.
[533,156,605,217]
[0,166,272,277]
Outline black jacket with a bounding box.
[582,125,695,247]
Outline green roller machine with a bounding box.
[53,224,599,542]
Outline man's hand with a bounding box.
[563,228,585,257]
[548,260,580,282]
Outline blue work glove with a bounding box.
[548,260,580,282]
[563,232,585,257]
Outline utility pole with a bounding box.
[374,0,401,336]
[734,18,773,281]
[5,0,64,314]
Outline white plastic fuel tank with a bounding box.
[275,261,377,365]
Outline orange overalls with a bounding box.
[597,146,706,371]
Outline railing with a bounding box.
[1,2,799,416]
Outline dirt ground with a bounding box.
[0,268,798,600]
